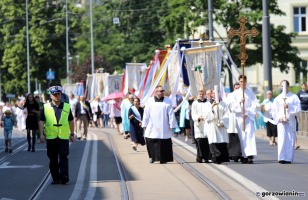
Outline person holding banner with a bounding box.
[230,75,257,164]
[272,80,301,164]
[128,97,145,151]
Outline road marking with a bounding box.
[85,132,98,199]
[70,134,92,199]
[0,162,43,169]
[172,138,279,200]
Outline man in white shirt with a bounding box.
[230,75,257,164]
[272,80,301,164]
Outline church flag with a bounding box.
[124,63,147,94]
[108,74,123,94]
[182,44,223,96]
[177,39,200,86]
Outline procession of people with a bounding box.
[1,73,303,167]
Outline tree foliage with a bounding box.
[0,0,82,97]
[0,0,303,99]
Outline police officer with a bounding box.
[39,83,74,185]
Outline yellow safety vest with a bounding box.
[44,103,70,139]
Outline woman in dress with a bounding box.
[128,97,145,151]
[23,94,40,152]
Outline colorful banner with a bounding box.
[177,39,200,86]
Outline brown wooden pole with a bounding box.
[241,62,245,132]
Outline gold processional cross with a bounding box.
[227,16,259,131]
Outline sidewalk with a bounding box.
[255,128,308,150]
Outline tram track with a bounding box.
[106,131,134,200]
[172,138,278,200]
[27,130,134,200]
[0,138,27,163]
[173,152,231,200]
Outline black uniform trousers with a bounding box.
[47,137,69,182]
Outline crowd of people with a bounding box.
[0,76,307,184]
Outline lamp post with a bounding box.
[90,0,95,74]
[262,0,272,95]
[26,0,30,93]
[208,0,213,40]
[66,0,70,84]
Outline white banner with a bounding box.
[183,44,223,96]
[125,63,147,94]
[86,73,109,99]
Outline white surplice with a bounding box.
[230,87,257,157]
[142,97,177,139]
[272,92,301,162]
[204,101,229,144]
[191,100,208,139]
[226,92,238,134]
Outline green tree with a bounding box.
[0,0,82,97]
[214,0,302,72]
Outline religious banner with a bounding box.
[108,74,123,94]
[85,74,93,99]
[124,63,147,94]
[141,44,177,105]
[167,46,180,95]
[63,84,77,96]
[182,44,223,96]
[177,39,200,86]
[86,73,109,100]
[138,61,155,99]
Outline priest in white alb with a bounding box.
[226,82,242,162]
[142,85,178,164]
[204,86,230,164]
[191,89,211,163]
[230,75,257,164]
[272,80,301,164]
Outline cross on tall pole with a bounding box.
[227,16,259,131]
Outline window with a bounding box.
[293,7,306,32]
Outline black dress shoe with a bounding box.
[77,137,81,140]
[241,158,248,164]
[160,161,167,164]
[248,158,253,164]
[232,156,239,162]
[278,160,286,164]
[61,177,69,185]
[204,160,209,163]
[51,180,61,185]
[284,161,291,164]
[196,157,202,163]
